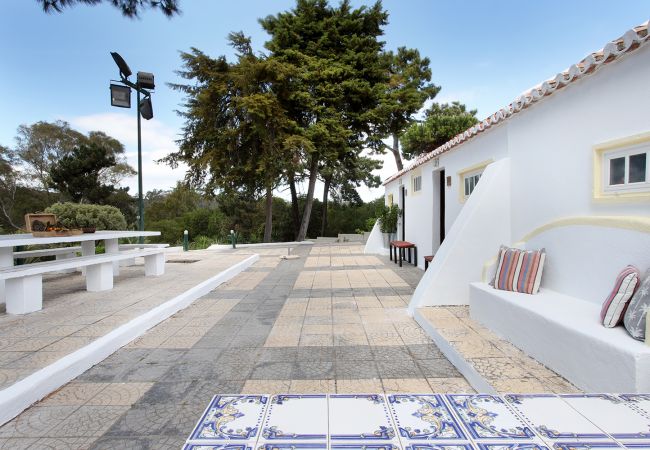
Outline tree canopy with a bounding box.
[369,47,440,171]
[401,101,479,160]
[37,0,180,17]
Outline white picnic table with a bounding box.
[0,230,160,302]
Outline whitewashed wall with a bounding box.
[508,43,650,239]
[383,123,509,269]
[385,43,650,306]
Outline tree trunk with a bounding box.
[391,133,403,171]
[296,155,319,241]
[320,175,331,237]
[263,185,273,243]
[288,176,301,239]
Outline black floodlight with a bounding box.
[137,71,155,90]
[110,83,131,108]
[111,51,132,79]
[139,96,153,120]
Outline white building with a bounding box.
[366,20,650,391]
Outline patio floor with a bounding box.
[0,242,470,449]
[0,250,251,390]
[1,242,644,449]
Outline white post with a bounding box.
[144,253,165,276]
[104,238,120,276]
[0,247,13,304]
[86,262,113,291]
[80,240,95,275]
[6,275,43,314]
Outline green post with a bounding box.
[137,89,145,244]
[183,230,189,251]
[230,229,236,249]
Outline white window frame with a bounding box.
[412,175,422,193]
[463,169,482,199]
[602,143,649,193]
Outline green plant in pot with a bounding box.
[378,204,401,248]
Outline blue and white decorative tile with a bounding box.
[256,444,327,450]
[559,395,650,440]
[618,395,650,418]
[551,442,623,449]
[445,395,535,440]
[387,394,466,440]
[620,443,650,449]
[475,443,550,450]
[504,394,607,441]
[183,445,254,450]
[188,395,268,443]
[329,394,397,442]
[403,444,475,450]
[332,444,403,450]
[261,394,328,441]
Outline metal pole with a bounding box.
[137,89,144,244]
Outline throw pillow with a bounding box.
[623,267,650,340]
[600,265,640,328]
[492,245,546,294]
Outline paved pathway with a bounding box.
[0,243,466,449]
[0,250,250,390]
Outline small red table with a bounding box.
[389,240,417,268]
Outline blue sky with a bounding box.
[1,0,648,200]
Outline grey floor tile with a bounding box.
[417,358,460,378]
[376,359,423,379]
[291,361,334,379]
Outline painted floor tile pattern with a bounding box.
[184,393,650,449]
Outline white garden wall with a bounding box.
[408,158,511,310]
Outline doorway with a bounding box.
[432,168,445,251]
[439,169,445,244]
[400,185,406,240]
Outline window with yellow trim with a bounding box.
[602,144,649,193]
[463,169,482,199]
[412,175,422,193]
[387,193,393,206]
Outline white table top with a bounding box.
[0,231,161,248]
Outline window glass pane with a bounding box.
[465,177,470,196]
[609,157,625,185]
[629,153,647,183]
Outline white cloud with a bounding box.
[68,112,186,195]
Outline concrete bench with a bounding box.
[14,246,82,260]
[118,243,169,267]
[469,217,650,392]
[118,243,169,250]
[1,248,166,315]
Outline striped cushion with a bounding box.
[492,246,546,294]
[600,265,640,328]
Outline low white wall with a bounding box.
[408,158,512,311]
[0,254,259,426]
[363,221,389,256]
[522,219,650,305]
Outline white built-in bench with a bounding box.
[469,217,650,392]
[2,248,166,315]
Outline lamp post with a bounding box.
[109,52,155,240]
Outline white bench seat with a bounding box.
[470,281,650,392]
[118,243,169,250]
[14,246,82,259]
[2,249,166,315]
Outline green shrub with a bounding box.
[45,202,127,230]
[378,204,400,233]
[189,235,214,250]
[148,218,184,245]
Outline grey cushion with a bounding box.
[624,268,650,341]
